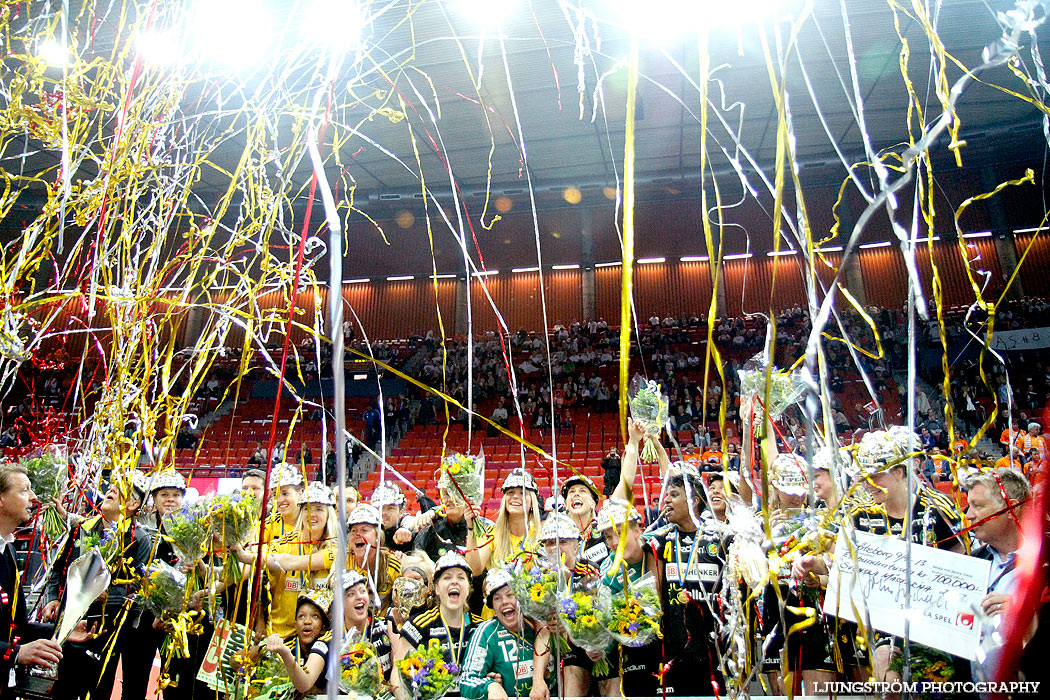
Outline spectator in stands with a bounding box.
[1019,421,1046,463]
[248,443,267,466]
[726,442,741,471]
[489,396,508,437]
[364,400,382,449]
[964,468,1029,685]
[531,405,550,429]
[600,447,621,498]
[919,426,937,450]
[1000,417,1020,449]
[644,496,660,525]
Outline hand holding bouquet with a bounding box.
[598,574,662,648]
[204,493,257,582]
[399,638,460,700]
[558,589,612,675]
[22,453,68,539]
[439,452,486,537]
[628,378,668,463]
[137,561,188,616]
[738,353,803,432]
[163,504,211,566]
[340,640,385,698]
[78,523,121,565]
[251,650,295,700]
[510,555,562,622]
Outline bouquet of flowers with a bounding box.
[22,453,68,539]
[163,504,211,566]
[889,644,955,700]
[340,640,385,698]
[598,575,662,647]
[398,638,460,700]
[439,452,486,537]
[205,493,257,582]
[78,523,122,565]
[628,378,668,463]
[558,589,612,675]
[137,561,188,616]
[738,353,804,430]
[251,650,295,700]
[510,555,562,622]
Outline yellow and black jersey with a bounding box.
[401,607,483,666]
[849,485,965,549]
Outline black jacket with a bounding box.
[0,542,53,685]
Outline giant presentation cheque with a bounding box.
[823,529,991,659]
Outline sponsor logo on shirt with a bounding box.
[514,660,534,679]
[584,542,609,562]
[665,562,719,582]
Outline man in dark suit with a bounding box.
[0,463,60,688]
[0,463,93,697]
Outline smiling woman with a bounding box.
[231,481,337,637]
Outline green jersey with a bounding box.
[460,618,549,699]
[599,555,647,595]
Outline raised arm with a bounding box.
[464,513,492,576]
[612,420,645,502]
[265,634,324,693]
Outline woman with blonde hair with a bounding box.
[465,468,542,575]
[232,481,338,637]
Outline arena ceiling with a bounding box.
[3,0,1050,266]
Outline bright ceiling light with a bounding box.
[859,241,891,249]
[472,270,498,277]
[818,246,844,252]
[552,264,580,270]
[387,275,413,281]
[680,255,709,262]
[458,0,517,30]
[344,278,369,284]
[512,266,539,273]
[304,0,363,51]
[767,250,797,257]
[962,231,992,238]
[723,253,753,260]
[136,30,181,66]
[191,0,272,67]
[637,257,666,264]
[37,39,68,67]
[595,261,621,268]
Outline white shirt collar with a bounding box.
[0,531,15,553]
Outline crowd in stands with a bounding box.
[1,294,1048,699]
